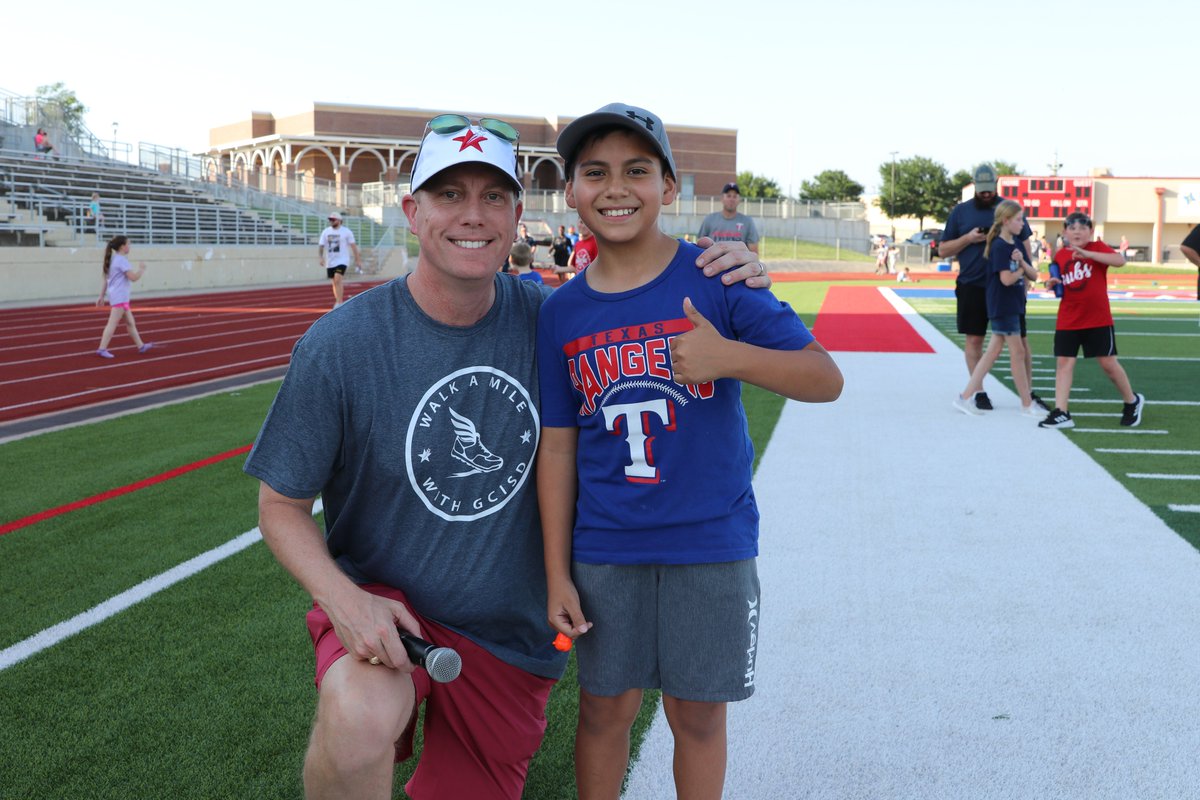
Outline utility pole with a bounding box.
[889,151,899,236]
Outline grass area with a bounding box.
[4,280,1195,797]
[0,340,799,795]
[760,236,874,263]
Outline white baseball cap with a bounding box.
[327,211,343,221]
[410,119,522,193]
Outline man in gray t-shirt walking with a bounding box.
[699,181,761,254]
[245,113,770,799]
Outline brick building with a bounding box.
[206,102,737,200]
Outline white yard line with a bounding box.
[1169,505,1200,513]
[1070,428,1169,434]
[1096,449,1200,455]
[1127,473,1200,481]
[1070,399,1199,406]
[0,500,322,672]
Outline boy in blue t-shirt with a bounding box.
[535,103,843,798]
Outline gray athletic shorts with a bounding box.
[571,559,761,702]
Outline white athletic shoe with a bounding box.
[1019,404,1043,418]
[953,394,984,416]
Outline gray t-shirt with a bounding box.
[244,273,564,678]
[698,211,760,246]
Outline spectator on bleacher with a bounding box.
[34,128,56,158]
[95,235,153,358]
[86,192,104,242]
[243,111,769,800]
[317,212,361,309]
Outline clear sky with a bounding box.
[5,0,1193,195]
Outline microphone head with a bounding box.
[424,647,462,683]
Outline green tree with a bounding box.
[799,169,863,202]
[735,171,783,199]
[35,82,88,135]
[877,155,959,228]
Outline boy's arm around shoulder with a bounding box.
[669,298,843,403]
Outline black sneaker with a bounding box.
[1030,391,1050,413]
[1120,393,1145,427]
[974,392,994,411]
[1039,408,1074,429]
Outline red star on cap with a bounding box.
[453,130,488,152]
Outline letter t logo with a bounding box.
[601,399,675,483]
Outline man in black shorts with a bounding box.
[937,164,1034,411]
[317,212,361,309]
[1180,222,1200,298]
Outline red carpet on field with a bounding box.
[810,286,934,353]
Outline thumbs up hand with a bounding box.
[669,297,729,385]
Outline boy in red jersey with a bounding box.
[1039,212,1144,429]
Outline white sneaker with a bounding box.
[953,394,984,416]
[1019,404,1043,418]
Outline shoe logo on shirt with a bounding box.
[448,407,504,475]
[406,367,538,522]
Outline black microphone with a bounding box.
[400,632,462,683]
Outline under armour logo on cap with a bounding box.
[625,110,655,131]
[556,102,676,179]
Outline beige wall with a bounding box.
[0,245,410,305]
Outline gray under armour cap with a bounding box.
[556,103,676,179]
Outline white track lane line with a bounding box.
[0,500,322,672]
[0,353,292,413]
[0,334,300,390]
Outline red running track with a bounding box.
[0,282,383,424]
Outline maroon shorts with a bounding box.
[306,583,555,799]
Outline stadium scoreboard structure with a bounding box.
[999,176,1094,220]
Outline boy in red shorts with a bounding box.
[1039,212,1144,429]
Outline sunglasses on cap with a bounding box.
[411,114,522,187]
[1064,212,1093,227]
[425,113,519,143]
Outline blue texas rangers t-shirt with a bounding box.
[536,240,814,566]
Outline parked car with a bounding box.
[869,233,894,248]
[904,229,943,247]
[904,228,943,258]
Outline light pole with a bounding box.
[112,122,118,160]
[889,151,898,239]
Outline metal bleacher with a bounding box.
[0,147,312,247]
